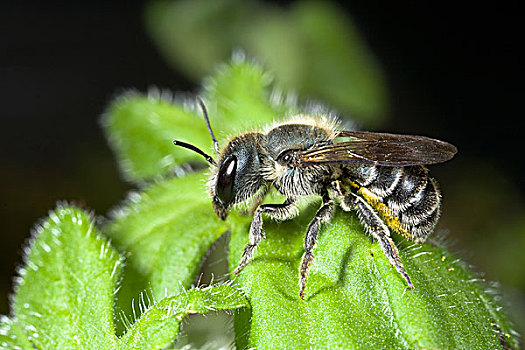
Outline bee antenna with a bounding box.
[197,97,220,156]
[172,140,217,166]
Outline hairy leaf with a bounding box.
[8,206,122,349]
[228,208,519,349]
[102,91,211,182]
[202,54,294,129]
[0,316,33,350]
[103,171,228,332]
[117,284,248,350]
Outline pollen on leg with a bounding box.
[352,193,415,290]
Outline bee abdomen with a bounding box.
[370,166,441,242]
[366,166,403,197]
[397,176,441,242]
[399,178,440,224]
[407,202,441,242]
[383,166,429,213]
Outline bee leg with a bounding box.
[234,197,297,275]
[245,184,269,216]
[352,194,414,289]
[299,197,335,300]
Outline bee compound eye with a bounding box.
[277,150,294,165]
[216,155,237,205]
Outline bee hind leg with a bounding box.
[351,193,414,290]
[299,197,335,300]
[234,197,297,275]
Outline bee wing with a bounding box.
[293,130,457,167]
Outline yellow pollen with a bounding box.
[354,184,414,240]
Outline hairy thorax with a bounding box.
[262,121,336,197]
[270,162,331,197]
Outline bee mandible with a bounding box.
[173,99,457,300]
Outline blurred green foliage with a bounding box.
[145,0,388,126]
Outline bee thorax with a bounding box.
[269,161,330,197]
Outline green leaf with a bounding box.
[102,59,292,183]
[9,206,122,349]
[228,208,519,349]
[0,316,34,350]
[102,91,211,182]
[117,284,248,350]
[203,55,294,128]
[145,0,388,125]
[103,172,228,331]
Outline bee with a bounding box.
[173,99,457,300]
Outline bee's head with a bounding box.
[209,133,265,220]
[173,99,265,221]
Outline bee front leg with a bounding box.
[246,184,269,216]
[234,197,297,275]
[299,197,334,300]
[351,194,414,289]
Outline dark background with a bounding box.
[1,0,523,332]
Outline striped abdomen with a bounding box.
[351,165,441,243]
